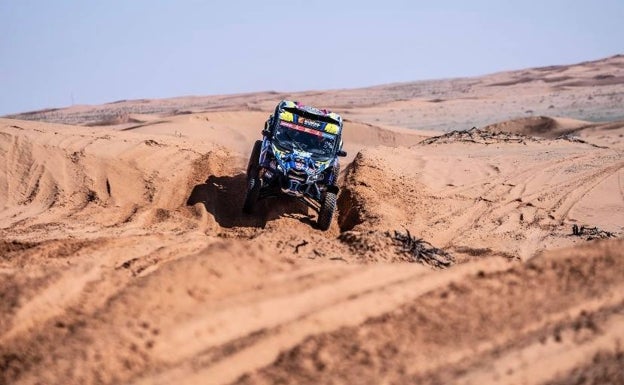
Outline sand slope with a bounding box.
[1,56,624,385]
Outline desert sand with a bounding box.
[1,55,623,385]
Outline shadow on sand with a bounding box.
[187,174,314,229]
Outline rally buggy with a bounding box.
[242,100,347,231]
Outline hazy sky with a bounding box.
[1,0,623,115]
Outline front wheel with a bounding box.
[242,175,260,214]
[243,140,262,214]
[317,191,337,231]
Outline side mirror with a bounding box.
[337,149,347,157]
[262,129,269,137]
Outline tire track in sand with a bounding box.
[131,259,511,385]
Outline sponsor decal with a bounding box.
[301,105,327,116]
[294,158,306,170]
[299,117,322,128]
[280,121,324,137]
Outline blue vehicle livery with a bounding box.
[243,100,347,230]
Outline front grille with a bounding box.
[287,170,307,182]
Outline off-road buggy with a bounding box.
[242,100,347,230]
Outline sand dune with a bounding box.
[1,56,624,385]
[481,116,589,138]
[6,54,624,131]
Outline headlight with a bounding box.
[315,161,329,171]
[308,172,325,183]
